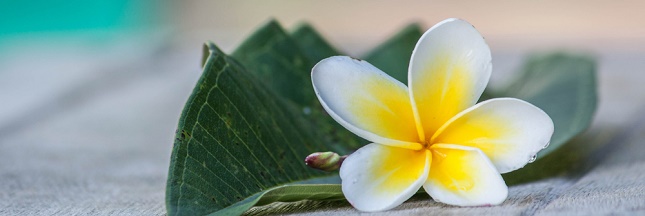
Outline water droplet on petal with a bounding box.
[543,141,551,149]
[352,178,358,184]
[528,154,537,163]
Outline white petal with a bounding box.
[432,98,554,173]
[340,143,430,212]
[424,144,508,206]
[312,56,422,149]
[408,18,492,138]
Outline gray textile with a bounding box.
[1,42,644,215]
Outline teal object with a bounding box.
[0,0,161,43]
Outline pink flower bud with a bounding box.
[304,152,347,172]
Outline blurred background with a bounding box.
[177,0,645,54]
[1,1,644,214]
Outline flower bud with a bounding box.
[304,152,347,172]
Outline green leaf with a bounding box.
[210,184,344,216]
[232,20,364,152]
[231,20,316,107]
[493,52,597,158]
[493,54,597,186]
[168,22,429,215]
[166,43,340,215]
[289,23,366,151]
[363,23,423,83]
[290,23,340,62]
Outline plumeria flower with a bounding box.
[311,18,554,212]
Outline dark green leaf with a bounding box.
[363,23,423,83]
[231,20,315,107]
[288,22,366,151]
[290,23,340,62]
[233,20,365,152]
[494,52,597,158]
[166,43,340,216]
